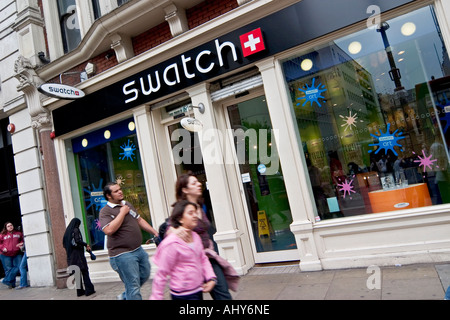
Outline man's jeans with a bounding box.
[109,246,150,300]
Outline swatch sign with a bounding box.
[39,83,85,100]
[52,0,414,136]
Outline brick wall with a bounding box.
[187,0,238,29]
[132,22,172,56]
[46,50,118,86]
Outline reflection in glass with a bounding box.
[282,6,450,220]
[227,96,297,252]
[68,119,151,250]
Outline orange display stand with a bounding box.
[368,183,432,213]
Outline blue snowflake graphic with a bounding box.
[119,139,136,161]
[84,179,105,212]
[296,78,327,107]
[368,123,405,156]
[436,92,450,134]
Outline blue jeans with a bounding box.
[445,285,450,300]
[109,247,150,300]
[18,253,28,287]
[1,254,23,287]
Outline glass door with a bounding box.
[167,122,214,226]
[225,94,298,262]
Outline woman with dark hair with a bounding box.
[62,218,95,297]
[150,200,216,300]
[0,222,24,289]
[169,171,238,300]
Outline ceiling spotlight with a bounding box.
[301,59,313,71]
[348,41,362,55]
[401,22,416,36]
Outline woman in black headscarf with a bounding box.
[62,218,95,297]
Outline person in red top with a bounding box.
[0,222,24,288]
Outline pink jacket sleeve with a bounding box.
[149,242,177,300]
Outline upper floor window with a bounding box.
[92,0,102,20]
[57,0,81,53]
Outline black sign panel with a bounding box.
[53,0,414,136]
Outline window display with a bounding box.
[282,6,450,220]
[67,118,151,250]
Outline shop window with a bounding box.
[57,0,82,53]
[282,6,450,220]
[67,118,151,250]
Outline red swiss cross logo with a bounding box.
[239,28,265,57]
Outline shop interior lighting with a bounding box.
[401,22,416,36]
[348,41,362,55]
[300,59,313,71]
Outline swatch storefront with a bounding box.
[48,0,450,281]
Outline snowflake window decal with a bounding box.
[94,219,102,230]
[337,178,357,199]
[83,179,105,212]
[340,109,364,131]
[296,78,327,107]
[116,174,126,186]
[413,149,438,172]
[435,92,450,134]
[119,139,136,161]
[368,123,405,156]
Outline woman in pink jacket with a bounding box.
[150,200,216,300]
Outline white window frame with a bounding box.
[42,0,96,60]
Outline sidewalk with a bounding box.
[0,262,449,300]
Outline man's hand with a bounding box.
[119,205,130,215]
[168,226,190,242]
[102,204,130,236]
